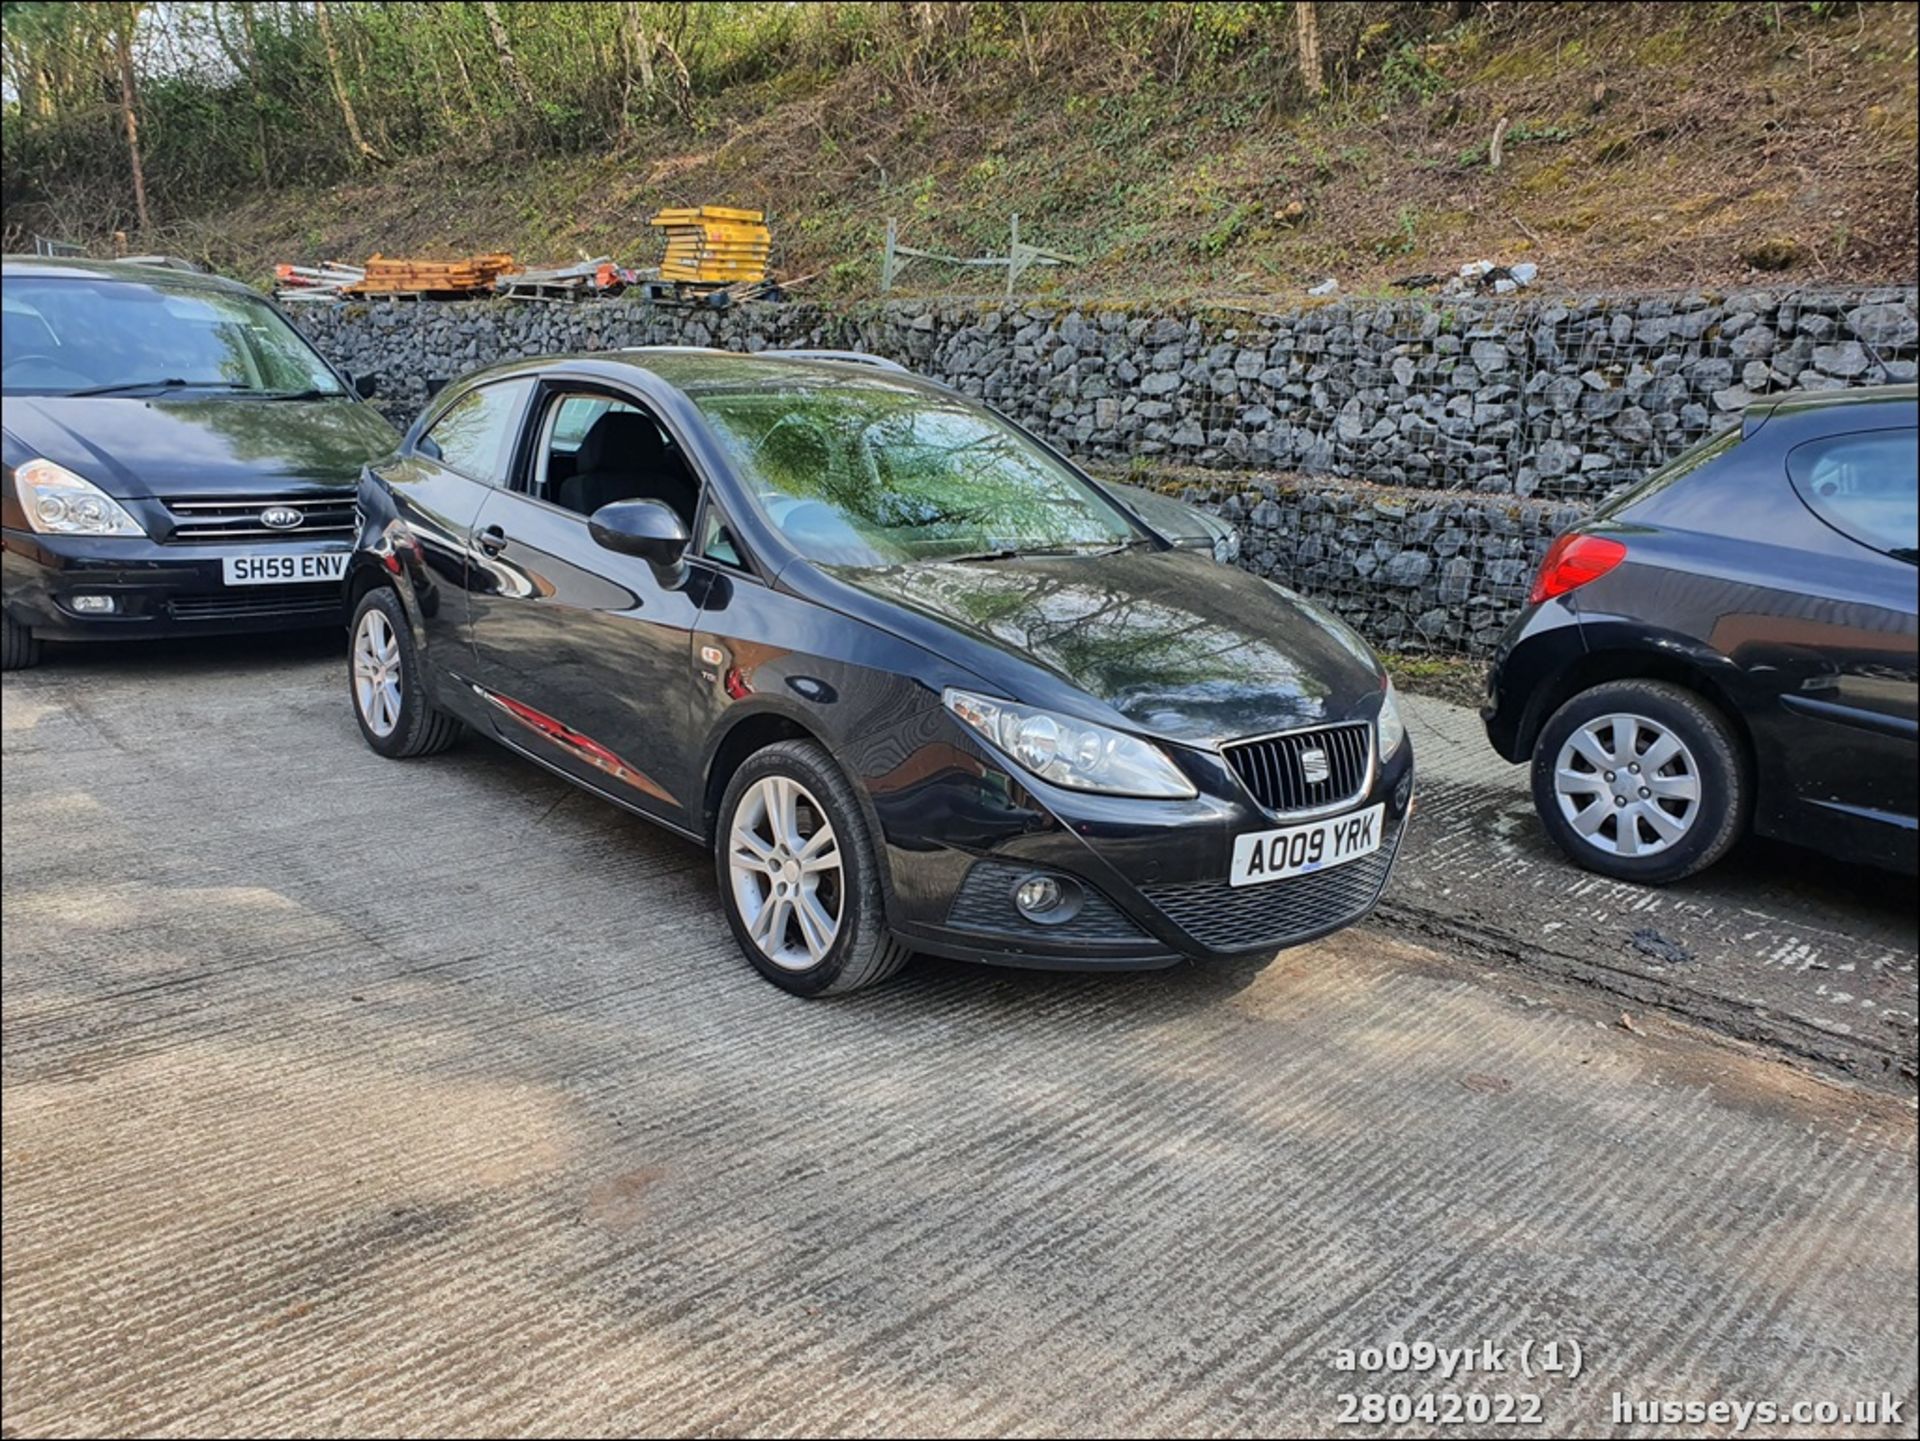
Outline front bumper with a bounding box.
[2,529,348,640]
[853,713,1416,970]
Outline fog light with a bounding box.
[71,594,116,614]
[1014,876,1063,917]
[1011,873,1084,927]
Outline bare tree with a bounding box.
[314,0,380,164]
[111,2,150,230]
[480,1,538,110]
[1295,0,1324,98]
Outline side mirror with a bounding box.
[589,499,690,586]
[353,372,381,400]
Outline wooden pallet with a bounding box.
[347,252,520,296]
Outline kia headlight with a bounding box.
[944,688,1197,799]
[1377,678,1406,758]
[15,459,143,537]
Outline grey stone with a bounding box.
[1847,302,1917,349]
[1384,552,1432,588]
[1812,341,1872,377]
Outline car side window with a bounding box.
[418,379,532,484]
[1787,427,1919,561]
[530,387,702,529]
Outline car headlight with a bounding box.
[944,688,1197,799]
[1377,679,1406,758]
[15,459,143,537]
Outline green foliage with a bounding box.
[1197,202,1258,258]
[1380,43,1448,101]
[2,0,1453,240]
[1371,206,1420,258]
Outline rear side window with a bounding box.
[1787,428,1919,560]
[420,379,531,484]
[549,394,637,451]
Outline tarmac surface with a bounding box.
[4,632,1916,1437]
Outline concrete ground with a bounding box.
[1395,695,1919,1092]
[3,633,1917,1438]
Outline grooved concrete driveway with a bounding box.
[4,635,1916,1437]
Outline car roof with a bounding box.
[1743,382,1918,435]
[454,346,944,399]
[0,254,259,299]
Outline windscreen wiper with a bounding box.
[941,542,1137,564]
[68,378,254,397]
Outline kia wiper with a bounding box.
[68,378,255,397]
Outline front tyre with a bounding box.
[348,587,463,759]
[715,739,910,996]
[2,612,42,671]
[1530,679,1746,884]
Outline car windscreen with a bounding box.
[688,381,1137,566]
[0,275,344,398]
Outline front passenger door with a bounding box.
[464,386,707,828]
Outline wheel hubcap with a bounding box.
[1553,712,1701,859]
[728,775,843,971]
[352,608,403,738]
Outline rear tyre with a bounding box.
[348,587,463,759]
[1,613,41,672]
[715,739,911,997]
[1530,679,1746,884]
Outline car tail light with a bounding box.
[1530,533,1627,605]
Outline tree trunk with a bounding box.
[1295,0,1325,98]
[314,0,379,164]
[480,1,538,110]
[112,4,150,231]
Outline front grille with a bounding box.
[161,493,356,543]
[1223,720,1372,816]
[168,586,342,622]
[1141,818,1403,953]
[947,860,1147,944]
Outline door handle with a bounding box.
[477,524,507,557]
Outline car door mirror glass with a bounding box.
[589,499,691,586]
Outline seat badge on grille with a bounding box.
[1300,747,1331,784]
[259,505,303,530]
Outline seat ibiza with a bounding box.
[344,349,1414,994]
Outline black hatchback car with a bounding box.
[344,349,1414,995]
[1,257,397,668]
[1485,384,1917,883]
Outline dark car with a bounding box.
[1485,384,1918,884]
[1,257,398,669]
[344,348,1413,995]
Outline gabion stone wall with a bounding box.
[297,285,1916,503]
[293,285,1916,657]
[1108,468,1583,657]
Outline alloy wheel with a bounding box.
[1552,711,1702,858]
[352,607,403,739]
[727,774,844,970]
